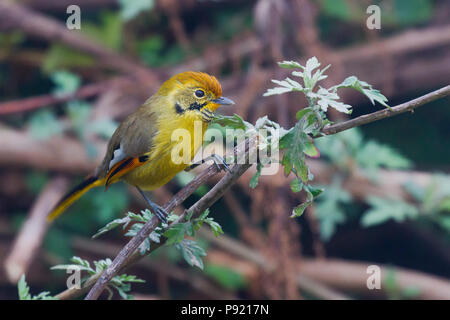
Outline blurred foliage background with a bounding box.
[0,0,449,300]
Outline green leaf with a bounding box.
[263,78,303,96]
[82,12,122,50]
[305,185,325,198]
[355,141,411,170]
[290,179,303,193]
[51,71,81,97]
[18,274,57,300]
[92,216,131,238]
[249,163,262,189]
[204,264,247,290]
[212,113,249,130]
[296,107,313,120]
[315,180,352,240]
[333,76,389,108]
[315,88,352,114]
[29,110,63,140]
[361,197,419,227]
[280,121,310,183]
[291,201,311,218]
[303,139,320,158]
[164,223,189,245]
[175,239,207,270]
[278,61,303,69]
[18,275,31,300]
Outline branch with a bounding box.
[321,85,450,135]
[4,177,68,283]
[0,79,120,116]
[0,1,155,80]
[298,259,450,299]
[54,85,450,299]
[84,138,256,299]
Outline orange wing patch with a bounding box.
[105,155,149,189]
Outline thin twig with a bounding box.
[322,85,450,135]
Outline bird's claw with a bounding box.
[153,206,168,224]
[211,154,231,173]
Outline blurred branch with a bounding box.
[299,259,450,300]
[202,231,450,299]
[0,124,104,173]
[4,176,68,283]
[200,229,349,300]
[0,1,156,80]
[0,81,115,116]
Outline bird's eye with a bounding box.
[194,90,205,98]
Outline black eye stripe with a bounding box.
[189,102,207,111]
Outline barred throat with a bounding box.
[201,108,214,123]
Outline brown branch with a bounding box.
[0,81,113,116]
[200,229,350,300]
[299,259,450,299]
[200,230,450,299]
[50,85,450,299]
[4,177,68,283]
[84,138,256,299]
[322,85,450,135]
[0,124,104,173]
[0,1,155,80]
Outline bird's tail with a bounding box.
[47,175,105,222]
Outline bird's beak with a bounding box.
[211,96,235,105]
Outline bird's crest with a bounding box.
[162,71,223,97]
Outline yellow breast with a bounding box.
[124,112,209,190]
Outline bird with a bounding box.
[47,71,234,223]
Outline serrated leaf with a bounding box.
[361,197,419,227]
[175,239,207,270]
[93,216,130,238]
[164,223,188,245]
[212,113,249,130]
[333,76,389,108]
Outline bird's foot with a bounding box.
[151,205,168,224]
[210,154,231,173]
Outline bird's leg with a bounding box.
[185,154,231,173]
[136,187,168,224]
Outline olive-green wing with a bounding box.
[95,104,158,181]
